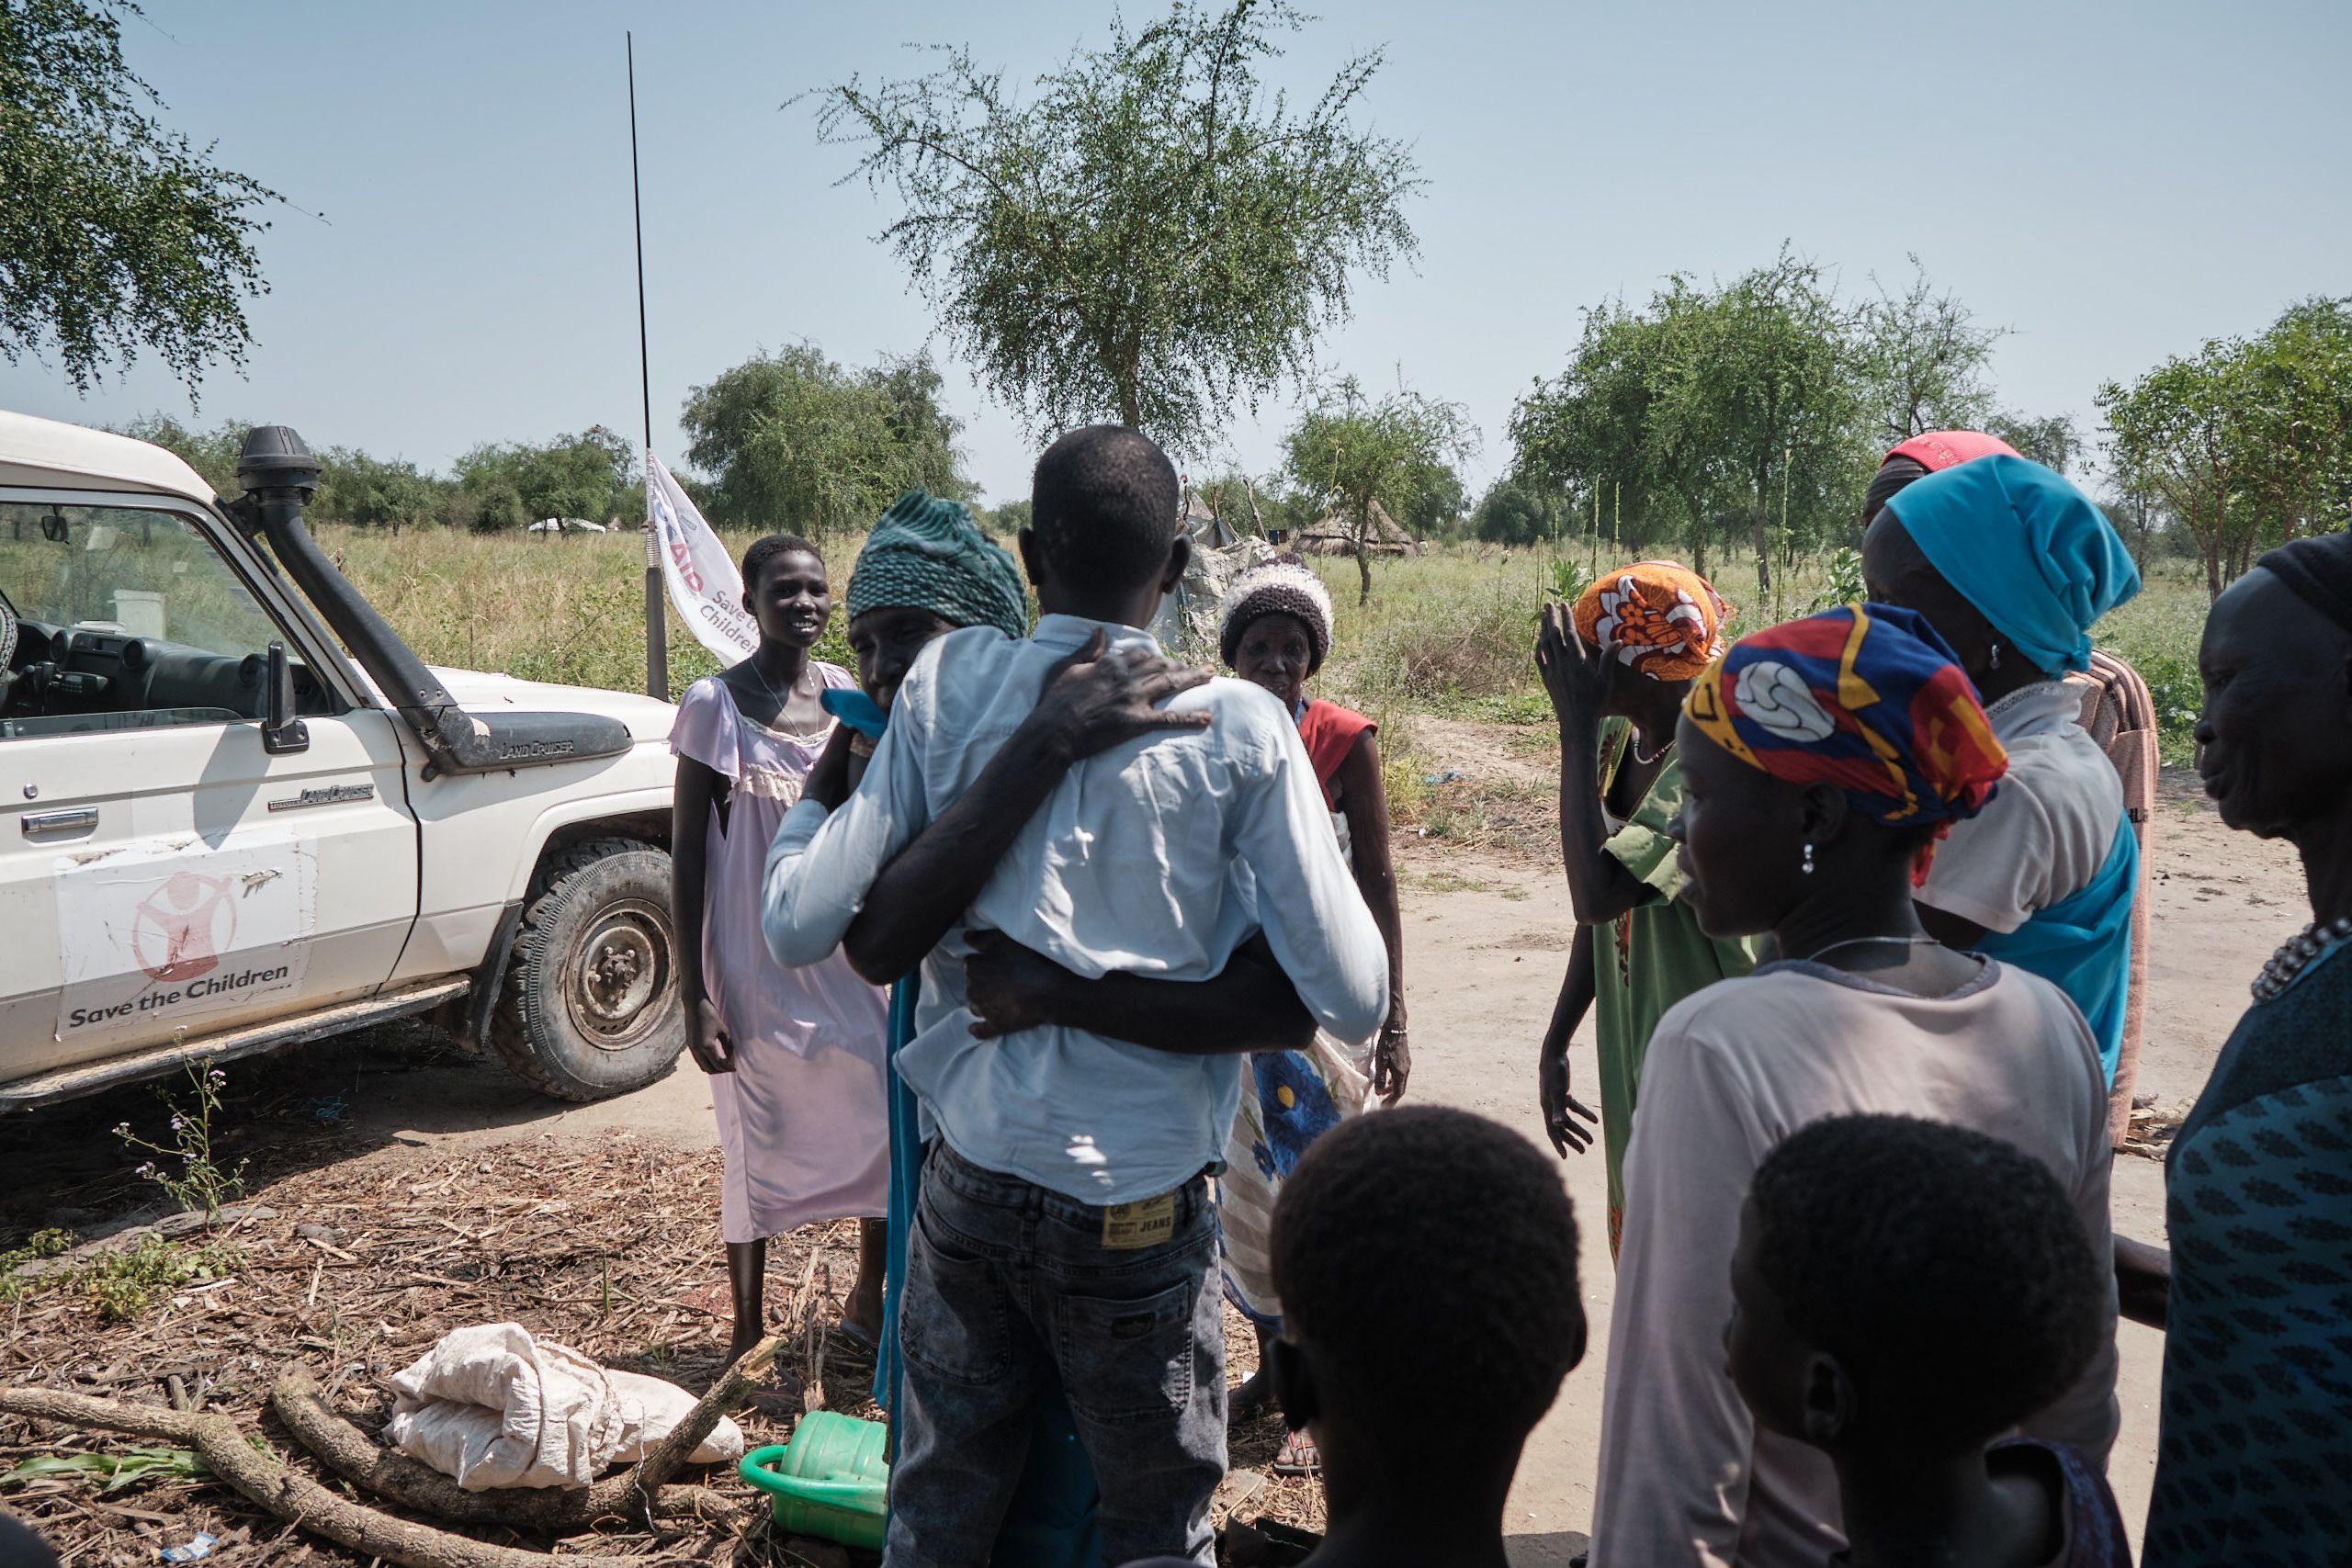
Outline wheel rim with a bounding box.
[565,897,673,1053]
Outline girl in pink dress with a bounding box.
[670,535,888,1359]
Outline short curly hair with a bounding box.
[1747,1114,2103,1452]
[1270,1106,1583,1438]
[741,533,822,596]
[1030,425,1182,596]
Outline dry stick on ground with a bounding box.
[0,1386,655,1568]
[268,1372,733,1530]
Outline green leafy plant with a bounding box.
[1546,556,1596,606]
[0,1228,72,1304]
[81,1234,237,1321]
[114,1063,247,1224]
[1809,546,1865,613]
[4,1446,209,1492]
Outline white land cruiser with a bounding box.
[0,413,686,1110]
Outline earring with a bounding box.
[1988,642,2001,671]
[1802,842,1815,876]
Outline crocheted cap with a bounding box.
[845,491,1029,639]
[1219,554,1334,673]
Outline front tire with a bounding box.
[492,837,684,1101]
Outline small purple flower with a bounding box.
[113,1122,131,1137]
[169,1116,186,1132]
[137,1162,157,1178]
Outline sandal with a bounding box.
[1270,1428,1319,1476]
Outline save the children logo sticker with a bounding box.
[54,833,316,1039]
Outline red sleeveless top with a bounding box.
[1295,699,1377,809]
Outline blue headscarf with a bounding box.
[1883,455,2140,675]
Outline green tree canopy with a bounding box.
[2,0,282,399]
[1856,256,2002,446]
[815,0,1421,455]
[1283,375,1473,603]
[1510,253,1872,587]
[679,344,972,537]
[1471,472,1566,547]
[2101,298,2352,598]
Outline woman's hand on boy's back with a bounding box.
[962,928,1075,1038]
[1021,627,1212,765]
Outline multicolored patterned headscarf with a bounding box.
[1684,604,2008,880]
[1571,560,1734,682]
[845,491,1030,639]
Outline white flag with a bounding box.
[646,455,758,663]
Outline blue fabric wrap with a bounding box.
[1883,455,2142,675]
[875,964,1102,1566]
[821,686,888,741]
[1974,817,2138,1086]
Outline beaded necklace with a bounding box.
[2252,915,2352,1003]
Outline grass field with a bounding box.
[315,525,2216,802]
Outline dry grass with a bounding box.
[302,525,2212,845]
[0,1038,1326,1565]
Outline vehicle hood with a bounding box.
[353,661,677,741]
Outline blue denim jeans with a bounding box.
[885,1142,1225,1568]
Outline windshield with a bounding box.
[0,502,282,655]
[0,501,334,740]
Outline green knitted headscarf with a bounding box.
[845,491,1030,639]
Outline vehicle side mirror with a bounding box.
[40,510,68,543]
[263,640,310,755]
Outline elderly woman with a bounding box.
[1862,455,2143,1086]
[1587,604,2119,1567]
[1192,555,1409,1469]
[1865,434,2161,1133]
[1533,561,1753,1257]
[2128,532,2352,1566]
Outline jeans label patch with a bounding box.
[1102,1191,1177,1250]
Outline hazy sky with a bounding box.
[6,0,2346,506]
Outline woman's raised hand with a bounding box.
[1024,628,1213,763]
[1536,601,1612,729]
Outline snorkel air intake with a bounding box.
[227,424,633,779]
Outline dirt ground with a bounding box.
[0,736,2309,1565]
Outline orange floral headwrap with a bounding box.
[1571,560,1733,682]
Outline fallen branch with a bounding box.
[0,1385,655,1568]
[268,1373,730,1530]
[617,1330,784,1520]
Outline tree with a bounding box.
[2099,344,2257,600]
[1701,251,1869,596]
[1471,472,1565,547]
[815,0,1420,456]
[1986,411,2082,473]
[1193,469,1267,534]
[1283,375,1473,604]
[1511,254,1873,590]
[1856,256,2002,446]
[2235,297,2352,547]
[314,450,447,533]
[453,428,636,534]
[2,0,282,399]
[680,345,972,537]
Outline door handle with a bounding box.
[21,807,98,837]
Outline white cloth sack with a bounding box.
[385,1323,744,1490]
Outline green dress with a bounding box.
[1592,722,1758,1258]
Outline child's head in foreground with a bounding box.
[1267,1106,1585,1469]
[1728,1113,2104,1463]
